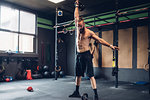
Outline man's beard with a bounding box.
[80,27,85,34]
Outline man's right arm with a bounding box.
[74,0,79,25]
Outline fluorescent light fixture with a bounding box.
[48,0,65,4]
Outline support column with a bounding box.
[98,27,102,67]
[132,25,137,69]
[113,0,119,88]
[55,8,58,80]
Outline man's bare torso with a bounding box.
[76,28,92,53]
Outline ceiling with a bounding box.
[1,0,150,21]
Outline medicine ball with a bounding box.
[51,71,55,77]
[43,65,49,71]
[60,71,65,77]
[43,71,50,78]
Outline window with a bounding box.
[0,6,19,31]
[20,11,36,34]
[0,5,36,53]
[19,34,34,52]
[0,31,18,51]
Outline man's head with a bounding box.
[78,17,85,27]
[78,16,85,33]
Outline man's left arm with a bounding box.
[90,30,119,50]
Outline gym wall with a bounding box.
[57,34,67,74]
[37,16,55,72]
[102,30,113,68]
[137,26,148,69]
[95,23,149,82]
[118,28,133,68]
[65,32,76,76]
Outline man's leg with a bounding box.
[85,52,99,100]
[69,76,82,98]
[90,76,99,100]
[76,76,82,86]
[90,76,97,89]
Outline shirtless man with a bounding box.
[69,0,119,100]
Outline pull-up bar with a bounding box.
[54,6,149,34]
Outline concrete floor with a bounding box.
[0,76,150,100]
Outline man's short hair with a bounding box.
[79,16,84,22]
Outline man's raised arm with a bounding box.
[74,0,79,25]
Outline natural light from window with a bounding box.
[0,6,19,31]
[0,5,36,53]
[20,11,36,34]
[19,34,34,52]
[0,31,18,51]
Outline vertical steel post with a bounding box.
[113,0,119,88]
[55,8,58,80]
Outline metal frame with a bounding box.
[55,8,58,80]
[113,0,119,88]
[55,3,150,33]
[54,7,78,80]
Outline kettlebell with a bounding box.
[81,93,88,100]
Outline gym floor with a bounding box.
[0,76,150,100]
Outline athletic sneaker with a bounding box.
[94,95,99,100]
[69,91,81,98]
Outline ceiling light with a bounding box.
[48,0,65,4]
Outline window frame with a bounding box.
[0,4,37,54]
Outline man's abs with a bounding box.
[77,42,90,53]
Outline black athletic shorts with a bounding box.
[75,50,94,78]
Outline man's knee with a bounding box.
[76,76,82,79]
[90,76,94,79]
[88,75,95,79]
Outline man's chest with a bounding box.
[77,33,91,41]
